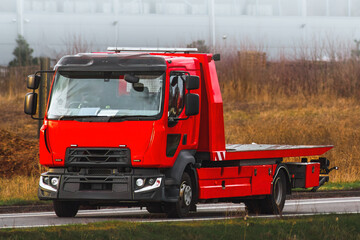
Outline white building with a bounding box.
[1,0,360,65]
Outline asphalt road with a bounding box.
[0,197,359,229]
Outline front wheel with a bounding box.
[165,172,194,218]
[146,203,164,214]
[53,200,79,217]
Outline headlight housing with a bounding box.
[134,177,162,193]
[40,175,60,192]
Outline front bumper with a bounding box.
[38,169,178,203]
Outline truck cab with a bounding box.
[24,48,336,218]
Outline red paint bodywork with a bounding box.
[39,51,333,200]
[305,163,320,188]
[197,165,274,199]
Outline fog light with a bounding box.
[148,178,155,185]
[51,177,59,186]
[136,178,145,187]
[43,177,49,185]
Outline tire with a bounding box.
[261,170,287,214]
[146,203,164,214]
[53,200,79,217]
[165,172,194,218]
[244,199,261,214]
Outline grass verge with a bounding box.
[0,214,359,240]
[320,181,360,190]
[0,176,42,206]
[295,181,360,192]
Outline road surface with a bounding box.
[0,197,359,229]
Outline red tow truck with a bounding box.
[24,48,337,218]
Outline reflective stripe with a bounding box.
[214,151,226,161]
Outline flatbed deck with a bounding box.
[222,144,333,161]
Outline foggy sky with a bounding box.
[0,0,360,65]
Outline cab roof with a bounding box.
[55,53,167,72]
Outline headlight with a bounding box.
[136,178,145,187]
[43,177,49,185]
[50,177,59,186]
[148,178,155,185]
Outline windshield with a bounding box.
[47,71,164,120]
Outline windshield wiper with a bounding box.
[57,115,77,120]
[106,115,157,122]
[57,115,105,122]
[55,115,157,122]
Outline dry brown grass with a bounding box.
[0,176,39,203]
[0,128,41,177]
[0,66,42,178]
[0,66,39,139]
[0,96,38,140]
[0,66,38,99]
[223,96,360,182]
[217,48,360,102]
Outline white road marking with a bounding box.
[0,224,73,229]
[286,198,360,206]
[0,209,148,219]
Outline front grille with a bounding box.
[65,148,131,167]
[87,169,112,175]
[62,175,131,195]
[80,183,112,191]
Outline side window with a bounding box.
[168,74,185,118]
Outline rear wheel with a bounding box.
[165,172,194,218]
[245,171,287,215]
[53,200,79,217]
[244,199,261,214]
[261,170,287,214]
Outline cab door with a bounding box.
[165,65,201,165]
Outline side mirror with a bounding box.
[27,75,41,89]
[124,74,139,83]
[185,76,199,90]
[24,92,38,115]
[185,93,199,116]
[212,53,221,61]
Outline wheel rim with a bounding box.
[180,181,192,207]
[274,178,284,206]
